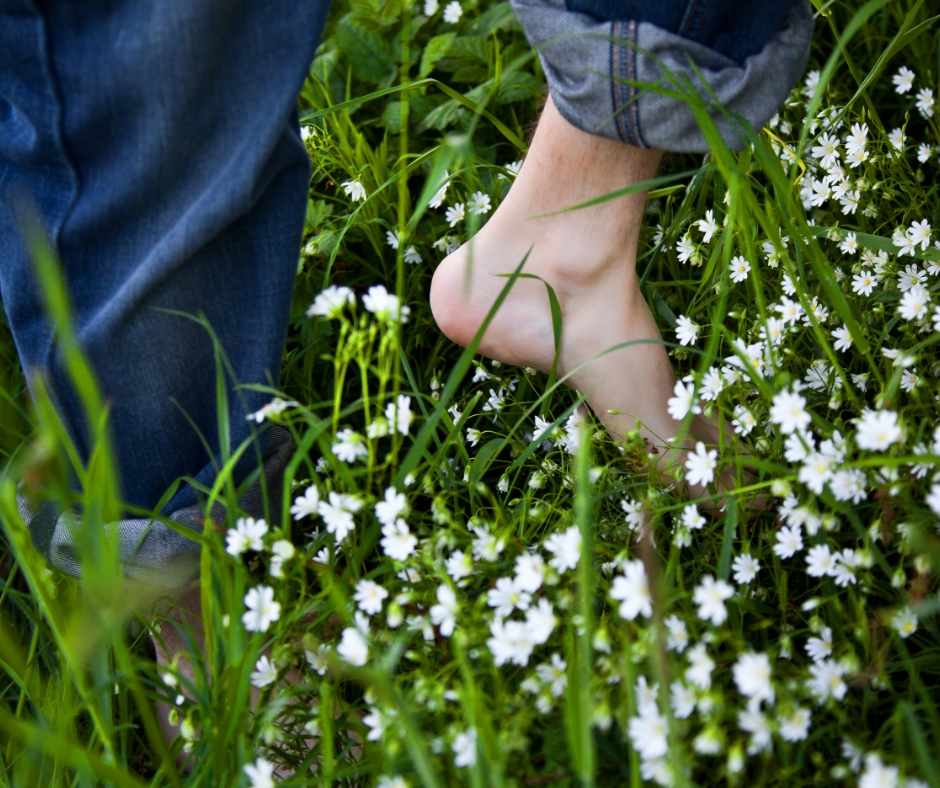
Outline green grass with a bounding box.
[1,0,939,786]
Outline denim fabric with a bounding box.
[511,0,814,151]
[18,426,295,587]
[564,0,798,63]
[1,0,328,584]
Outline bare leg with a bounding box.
[430,95,724,494]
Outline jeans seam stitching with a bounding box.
[692,0,716,43]
[678,0,700,38]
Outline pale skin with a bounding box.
[430,94,727,495]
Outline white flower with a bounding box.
[445,202,466,226]
[892,65,915,94]
[676,233,697,264]
[337,627,369,666]
[452,728,477,768]
[304,644,331,675]
[773,524,803,559]
[852,269,877,296]
[244,757,276,788]
[732,553,759,585]
[806,626,833,662]
[363,284,410,323]
[898,285,930,320]
[799,452,834,494]
[269,539,295,578]
[242,586,281,634]
[487,618,533,667]
[926,483,940,516]
[831,324,853,352]
[537,654,568,697]
[318,491,364,544]
[729,255,751,282]
[628,707,668,761]
[482,387,506,413]
[375,487,407,526]
[840,231,859,254]
[354,579,389,616]
[363,708,385,741]
[739,700,772,754]
[250,655,278,688]
[514,553,545,593]
[681,504,706,531]
[685,643,715,690]
[385,394,413,435]
[404,246,422,265]
[693,575,734,626]
[471,523,505,562]
[246,397,297,423]
[859,755,899,788]
[909,219,932,249]
[380,519,417,561]
[888,127,905,151]
[525,598,557,644]
[684,441,717,488]
[332,428,369,463]
[428,171,449,207]
[917,142,932,162]
[487,576,531,618]
[806,544,839,577]
[424,0,439,15]
[891,607,918,638]
[468,191,491,215]
[430,584,458,636]
[855,410,901,451]
[307,285,355,319]
[610,560,652,620]
[915,87,935,118]
[667,379,701,421]
[732,405,756,436]
[733,652,775,705]
[833,549,862,587]
[778,707,811,741]
[770,390,811,435]
[290,485,320,519]
[697,209,719,243]
[808,659,847,702]
[342,179,366,201]
[812,133,841,169]
[443,0,463,23]
[386,230,400,251]
[670,680,696,719]
[447,550,474,582]
[665,615,688,653]
[675,314,699,346]
[846,122,869,156]
[699,367,725,401]
[225,517,268,557]
[544,526,582,573]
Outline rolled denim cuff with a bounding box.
[18,425,294,588]
[511,0,814,152]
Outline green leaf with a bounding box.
[468,438,504,482]
[717,499,737,582]
[419,33,456,79]
[336,14,396,86]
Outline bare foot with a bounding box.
[430,95,730,497]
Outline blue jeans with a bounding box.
[1,0,328,584]
[511,0,814,151]
[2,0,807,585]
